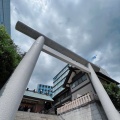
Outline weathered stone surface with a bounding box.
[15,112,59,120]
[59,103,108,120]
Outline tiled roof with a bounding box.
[24,91,54,101]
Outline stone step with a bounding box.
[15,111,59,120]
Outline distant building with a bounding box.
[37,84,53,97]
[0,0,11,34]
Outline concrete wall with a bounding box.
[59,102,108,120]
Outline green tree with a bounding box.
[103,83,120,111]
[0,25,23,89]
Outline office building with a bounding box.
[37,84,53,97]
[0,0,11,34]
[52,64,71,97]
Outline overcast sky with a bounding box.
[11,0,120,90]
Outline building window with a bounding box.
[78,77,82,84]
[71,74,87,89]
[75,80,79,86]
[82,75,87,81]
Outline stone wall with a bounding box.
[58,102,108,120]
[15,111,59,120]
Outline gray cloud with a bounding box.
[11,0,120,89]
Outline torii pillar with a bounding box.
[0,36,45,120]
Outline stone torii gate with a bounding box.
[0,21,119,120]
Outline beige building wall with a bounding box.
[71,74,96,100]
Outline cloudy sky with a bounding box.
[11,0,120,89]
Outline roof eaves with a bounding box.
[96,72,119,84]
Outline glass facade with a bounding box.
[0,0,10,35]
[53,64,70,97]
[37,84,53,97]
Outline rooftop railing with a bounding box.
[57,93,92,115]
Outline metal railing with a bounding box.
[57,93,92,114]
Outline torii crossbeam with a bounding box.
[0,21,119,120]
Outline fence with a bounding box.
[57,93,92,114]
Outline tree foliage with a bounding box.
[0,25,23,88]
[103,83,120,111]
